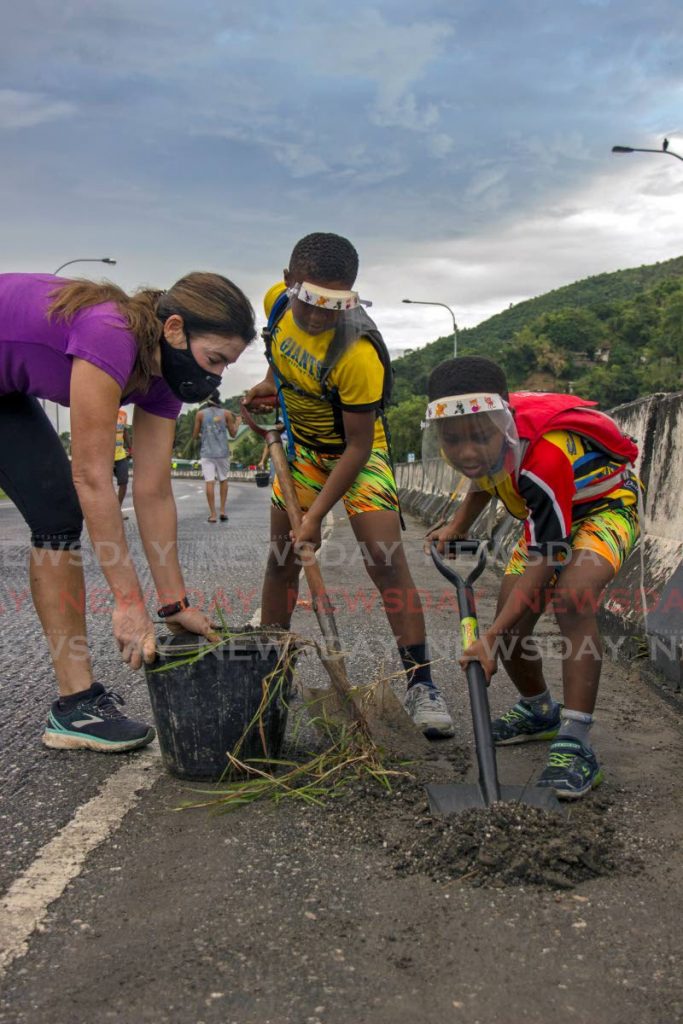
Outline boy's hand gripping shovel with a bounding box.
[240,398,429,759]
[425,540,562,816]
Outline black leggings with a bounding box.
[0,393,83,549]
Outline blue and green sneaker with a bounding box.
[536,738,603,800]
[491,699,561,745]
[42,683,155,753]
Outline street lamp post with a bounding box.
[611,139,683,163]
[53,257,117,275]
[402,298,458,358]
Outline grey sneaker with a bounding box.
[43,683,155,753]
[403,683,455,739]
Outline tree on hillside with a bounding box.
[573,364,640,408]
[653,289,683,367]
[386,394,428,461]
[232,431,263,467]
[536,307,608,358]
[497,326,538,385]
[173,408,198,457]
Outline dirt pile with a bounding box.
[323,774,640,890]
[391,800,623,889]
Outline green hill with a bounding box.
[388,255,683,459]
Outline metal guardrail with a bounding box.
[170,469,260,482]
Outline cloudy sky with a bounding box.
[2,0,683,404]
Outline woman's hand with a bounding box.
[163,606,220,642]
[112,602,157,670]
[290,512,322,552]
[459,636,498,684]
[424,519,466,556]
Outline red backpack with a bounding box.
[509,392,639,466]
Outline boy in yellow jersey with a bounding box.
[245,232,454,737]
[424,356,641,798]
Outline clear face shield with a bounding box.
[421,393,521,489]
[287,281,373,342]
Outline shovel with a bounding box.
[240,398,429,759]
[425,539,562,816]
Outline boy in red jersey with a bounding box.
[425,357,641,799]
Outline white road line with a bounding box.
[0,482,301,973]
[0,746,162,978]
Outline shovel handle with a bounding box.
[466,659,502,803]
[266,433,353,697]
[239,396,282,440]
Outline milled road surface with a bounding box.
[0,481,681,1024]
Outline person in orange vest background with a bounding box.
[114,407,132,518]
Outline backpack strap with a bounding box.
[317,306,404,530]
[318,306,393,411]
[261,290,297,457]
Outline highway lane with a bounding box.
[0,478,273,893]
[2,484,683,1023]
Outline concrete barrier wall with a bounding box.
[396,391,683,688]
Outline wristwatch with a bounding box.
[157,595,190,619]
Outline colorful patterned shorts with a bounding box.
[505,502,641,578]
[271,443,399,517]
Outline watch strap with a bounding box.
[157,595,190,619]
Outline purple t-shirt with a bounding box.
[0,274,181,419]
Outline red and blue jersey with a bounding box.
[477,393,640,554]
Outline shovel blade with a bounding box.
[426,782,564,817]
[303,682,430,759]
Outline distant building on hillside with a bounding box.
[388,347,415,361]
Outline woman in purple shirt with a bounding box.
[0,272,255,753]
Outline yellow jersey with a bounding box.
[264,283,387,453]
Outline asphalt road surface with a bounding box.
[0,480,681,1023]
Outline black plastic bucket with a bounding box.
[145,630,294,780]
[255,471,271,488]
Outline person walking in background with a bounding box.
[257,441,276,485]
[0,270,255,753]
[192,390,240,522]
[114,407,132,517]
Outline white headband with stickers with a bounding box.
[424,393,507,421]
[289,282,358,310]
[287,281,372,310]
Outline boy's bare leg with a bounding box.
[219,479,228,516]
[260,507,301,627]
[494,573,549,698]
[550,549,616,714]
[349,509,454,733]
[349,509,425,646]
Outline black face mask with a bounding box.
[159,331,223,403]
